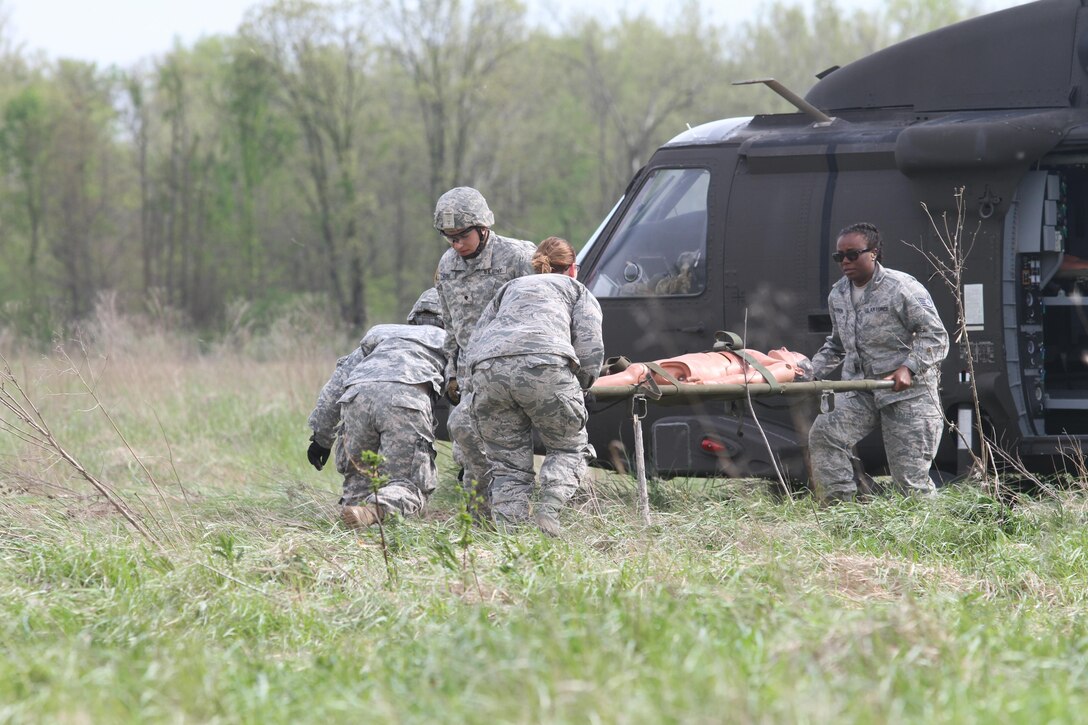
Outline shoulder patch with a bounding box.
[915,295,934,309]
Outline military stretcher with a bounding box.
[590,377,896,403]
[587,334,896,523]
[589,333,895,403]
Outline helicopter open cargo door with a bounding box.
[1007,166,1088,447]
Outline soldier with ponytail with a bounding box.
[464,237,604,535]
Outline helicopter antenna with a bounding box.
[733,78,834,124]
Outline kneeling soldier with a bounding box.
[307,289,447,528]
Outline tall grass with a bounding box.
[2,306,1088,723]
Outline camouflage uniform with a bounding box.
[467,274,605,522]
[432,188,535,501]
[809,263,949,498]
[308,321,446,516]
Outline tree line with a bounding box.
[0,0,977,339]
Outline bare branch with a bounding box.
[0,352,159,543]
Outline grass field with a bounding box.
[3,324,1088,723]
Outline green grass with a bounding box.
[3,341,1088,723]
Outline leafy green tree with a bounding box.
[120,70,155,297]
[0,86,49,289]
[558,5,730,214]
[220,39,295,299]
[151,43,236,324]
[242,0,376,329]
[361,51,436,316]
[380,0,527,201]
[48,60,118,319]
[464,29,603,245]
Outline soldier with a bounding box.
[808,222,950,504]
[306,288,447,528]
[432,187,535,517]
[466,237,605,535]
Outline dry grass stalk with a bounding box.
[55,341,185,543]
[0,351,159,544]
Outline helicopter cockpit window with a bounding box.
[585,167,709,298]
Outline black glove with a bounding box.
[445,378,461,406]
[307,440,331,471]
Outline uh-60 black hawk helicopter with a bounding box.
[575,0,1088,482]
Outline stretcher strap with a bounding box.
[642,361,683,388]
[634,365,663,400]
[602,355,632,375]
[712,330,744,351]
[730,350,783,392]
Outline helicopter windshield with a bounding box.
[585,167,709,298]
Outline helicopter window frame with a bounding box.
[585,166,710,299]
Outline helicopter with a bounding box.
[575,0,1088,481]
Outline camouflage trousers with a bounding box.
[470,356,588,522]
[809,390,943,498]
[447,388,492,505]
[335,381,437,516]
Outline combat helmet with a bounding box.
[407,287,444,328]
[433,187,494,232]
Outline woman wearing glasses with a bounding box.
[433,187,536,521]
[465,237,604,535]
[808,222,949,505]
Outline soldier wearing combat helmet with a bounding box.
[432,187,535,518]
[407,286,444,329]
[307,287,448,528]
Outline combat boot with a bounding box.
[820,489,856,508]
[491,510,520,532]
[341,503,384,529]
[533,496,564,538]
[492,504,530,533]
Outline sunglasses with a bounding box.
[440,227,477,245]
[832,246,875,263]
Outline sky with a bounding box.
[3,0,1032,69]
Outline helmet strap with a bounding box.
[461,227,488,260]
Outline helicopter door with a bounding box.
[583,163,725,362]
